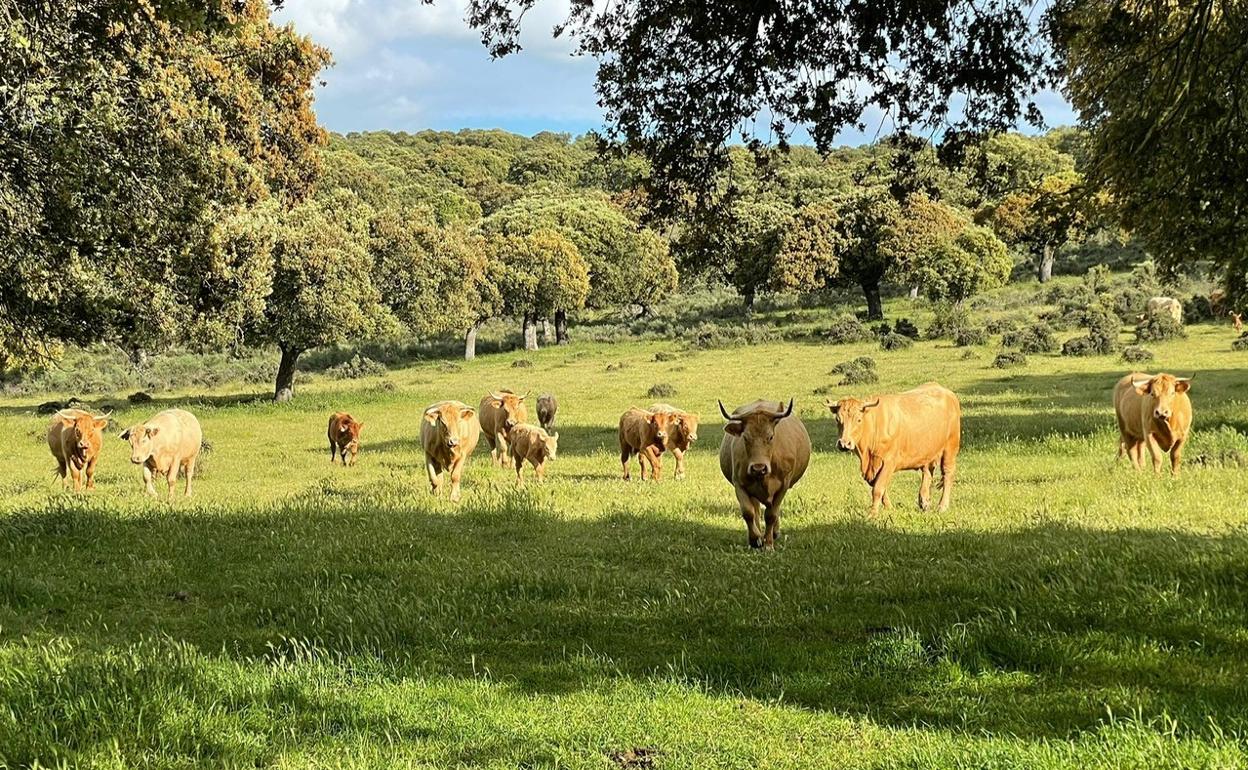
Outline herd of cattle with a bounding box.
[44,372,1193,548]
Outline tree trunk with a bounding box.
[1038,244,1055,283]
[128,347,149,372]
[274,346,301,402]
[523,314,539,351]
[464,325,478,361]
[542,318,554,345]
[555,310,569,345]
[743,288,756,315]
[862,281,884,320]
[909,285,919,300]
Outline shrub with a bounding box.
[830,356,878,386]
[893,318,921,339]
[879,333,913,351]
[960,349,979,360]
[1186,293,1217,322]
[926,302,972,340]
[985,316,1021,335]
[326,354,387,380]
[1120,345,1155,363]
[820,314,874,345]
[127,391,153,404]
[1061,335,1099,357]
[1233,333,1248,351]
[606,362,627,371]
[646,383,677,398]
[653,351,678,362]
[830,356,876,375]
[512,358,534,368]
[1188,425,1248,468]
[954,326,987,347]
[992,350,1027,369]
[437,362,462,374]
[1134,313,1186,343]
[1001,323,1058,353]
[683,322,780,349]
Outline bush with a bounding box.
[683,322,780,349]
[1121,345,1155,363]
[820,314,874,345]
[985,316,1021,336]
[326,355,387,380]
[893,318,921,339]
[830,356,878,386]
[830,356,876,375]
[992,350,1027,369]
[926,302,973,340]
[1233,333,1248,351]
[1186,293,1217,322]
[605,362,627,371]
[1134,313,1186,343]
[1001,323,1058,353]
[653,351,678,362]
[437,362,462,374]
[646,383,677,398]
[512,358,534,368]
[960,349,979,360]
[953,326,987,347]
[879,333,913,351]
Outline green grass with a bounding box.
[3,310,1248,768]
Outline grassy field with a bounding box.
[3,308,1248,768]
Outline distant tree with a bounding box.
[882,194,970,297]
[910,226,1012,304]
[965,133,1076,206]
[830,190,903,320]
[493,230,591,351]
[772,201,845,293]
[988,171,1088,283]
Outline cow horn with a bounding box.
[1131,378,1152,390]
[489,391,503,400]
[519,392,529,401]
[718,400,735,421]
[767,398,793,420]
[1176,375,1193,383]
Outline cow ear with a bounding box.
[356,422,364,431]
[460,408,475,420]
[145,426,160,437]
[824,399,839,413]
[724,420,744,436]
[1175,378,1192,393]
[119,428,131,441]
[492,399,503,408]
[60,416,76,429]
[424,410,440,424]
[1132,378,1152,395]
[92,416,110,430]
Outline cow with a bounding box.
[1232,312,1243,335]
[649,403,699,480]
[508,423,559,488]
[537,393,559,431]
[826,382,961,516]
[1114,372,1192,476]
[47,409,110,491]
[327,412,364,466]
[420,400,480,502]
[1147,296,1183,324]
[478,390,529,466]
[119,408,203,497]
[618,407,674,481]
[718,399,810,550]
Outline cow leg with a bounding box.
[672,448,686,480]
[330,441,337,464]
[514,456,525,488]
[69,461,82,492]
[1127,439,1144,470]
[426,459,441,496]
[736,487,764,548]
[620,445,632,480]
[183,457,196,497]
[166,458,180,497]
[1170,437,1185,477]
[56,458,67,487]
[869,464,895,515]
[143,464,158,497]
[918,464,934,511]
[535,460,546,483]
[637,449,649,481]
[449,458,464,502]
[85,456,98,491]
[1145,434,1164,474]
[763,489,788,550]
[647,448,663,481]
[938,453,957,512]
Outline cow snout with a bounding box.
[446,437,459,448]
[837,439,854,452]
[504,419,516,430]
[748,462,769,476]
[1154,408,1171,420]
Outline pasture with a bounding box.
[2,316,1248,768]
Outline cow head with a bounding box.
[489,390,527,432]
[671,411,699,446]
[825,397,881,452]
[426,404,475,451]
[719,399,793,478]
[646,409,674,451]
[338,417,364,454]
[544,431,559,461]
[1132,374,1192,421]
[61,412,108,458]
[119,422,159,464]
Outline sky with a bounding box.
[274,0,1078,146]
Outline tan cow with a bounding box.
[478,390,529,466]
[826,382,961,515]
[508,423,559,488]
[718,399,810,549]
[1147,296,1183,324]
[327,412,364,466]
[47,409,110,491]
[1232,312,1243,335]
[618,407,674,481]
[119,408,203,497]
[1114,372,1192,476]
[649,403,700,480]
[421,400,480,502]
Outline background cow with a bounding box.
[1232,312,1243,334]
[1114,372,1192,475]
[1147,296,1183,324]
[119,408,203,497]
[649,403,699,480]
[718,399,810,549]
[508,423,558,487]
[421,400,480,502]
[327,411,364,466]
[827,382,961,515]
[618,407,673,481]
[47,409,109,491]
[478,390,529,466]
[537,393,559,431]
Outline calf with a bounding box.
[478,390,529,466]
[508,424,559,488]
[1232,312,1243,334]
[649,403,699,480]
[327,412,364,466]
[718,399,810,549]
[826,382,961,515]
[120,408,203,497]
[618,407,674,481]
[421,400,480,502]
[47,409,109,491]
[1114,372,1192,476]
[537,393,559,431]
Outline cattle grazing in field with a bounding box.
[618,407,674,481]
[327,412,364,466]
[508,424,559,487]
[47,409,110,491]
[1147,296,1183,324]
[718,399,810,549]
[1232,312,1243,334]
[826,382,961,515]
[649,403,699,480]
[1114,372,1192,476]
[478,390,529,466]
[119,409,203,497]
[420,400,480,502]
[537,393,559,431]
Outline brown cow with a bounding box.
[618,407,674,481]
[327,412,364,466]
[421,400,480,502]
[47,409,109,491]
[649,403,699,480]
[508,423,559,488]
[537,393,559,431]
[718,399,810,550]
[1114,372,1192,476]
[826,382,961,515]
[1232,312,1243,335]
[478,390,529,466]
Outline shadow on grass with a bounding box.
[4,499,1248,741]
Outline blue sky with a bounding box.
[275,0,1077,145]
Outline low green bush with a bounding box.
[1001,323,1058,353]
[879,333,914,351]
[993,350,1027,369]
[1120,345,1155,363]
[954,326,987,347]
